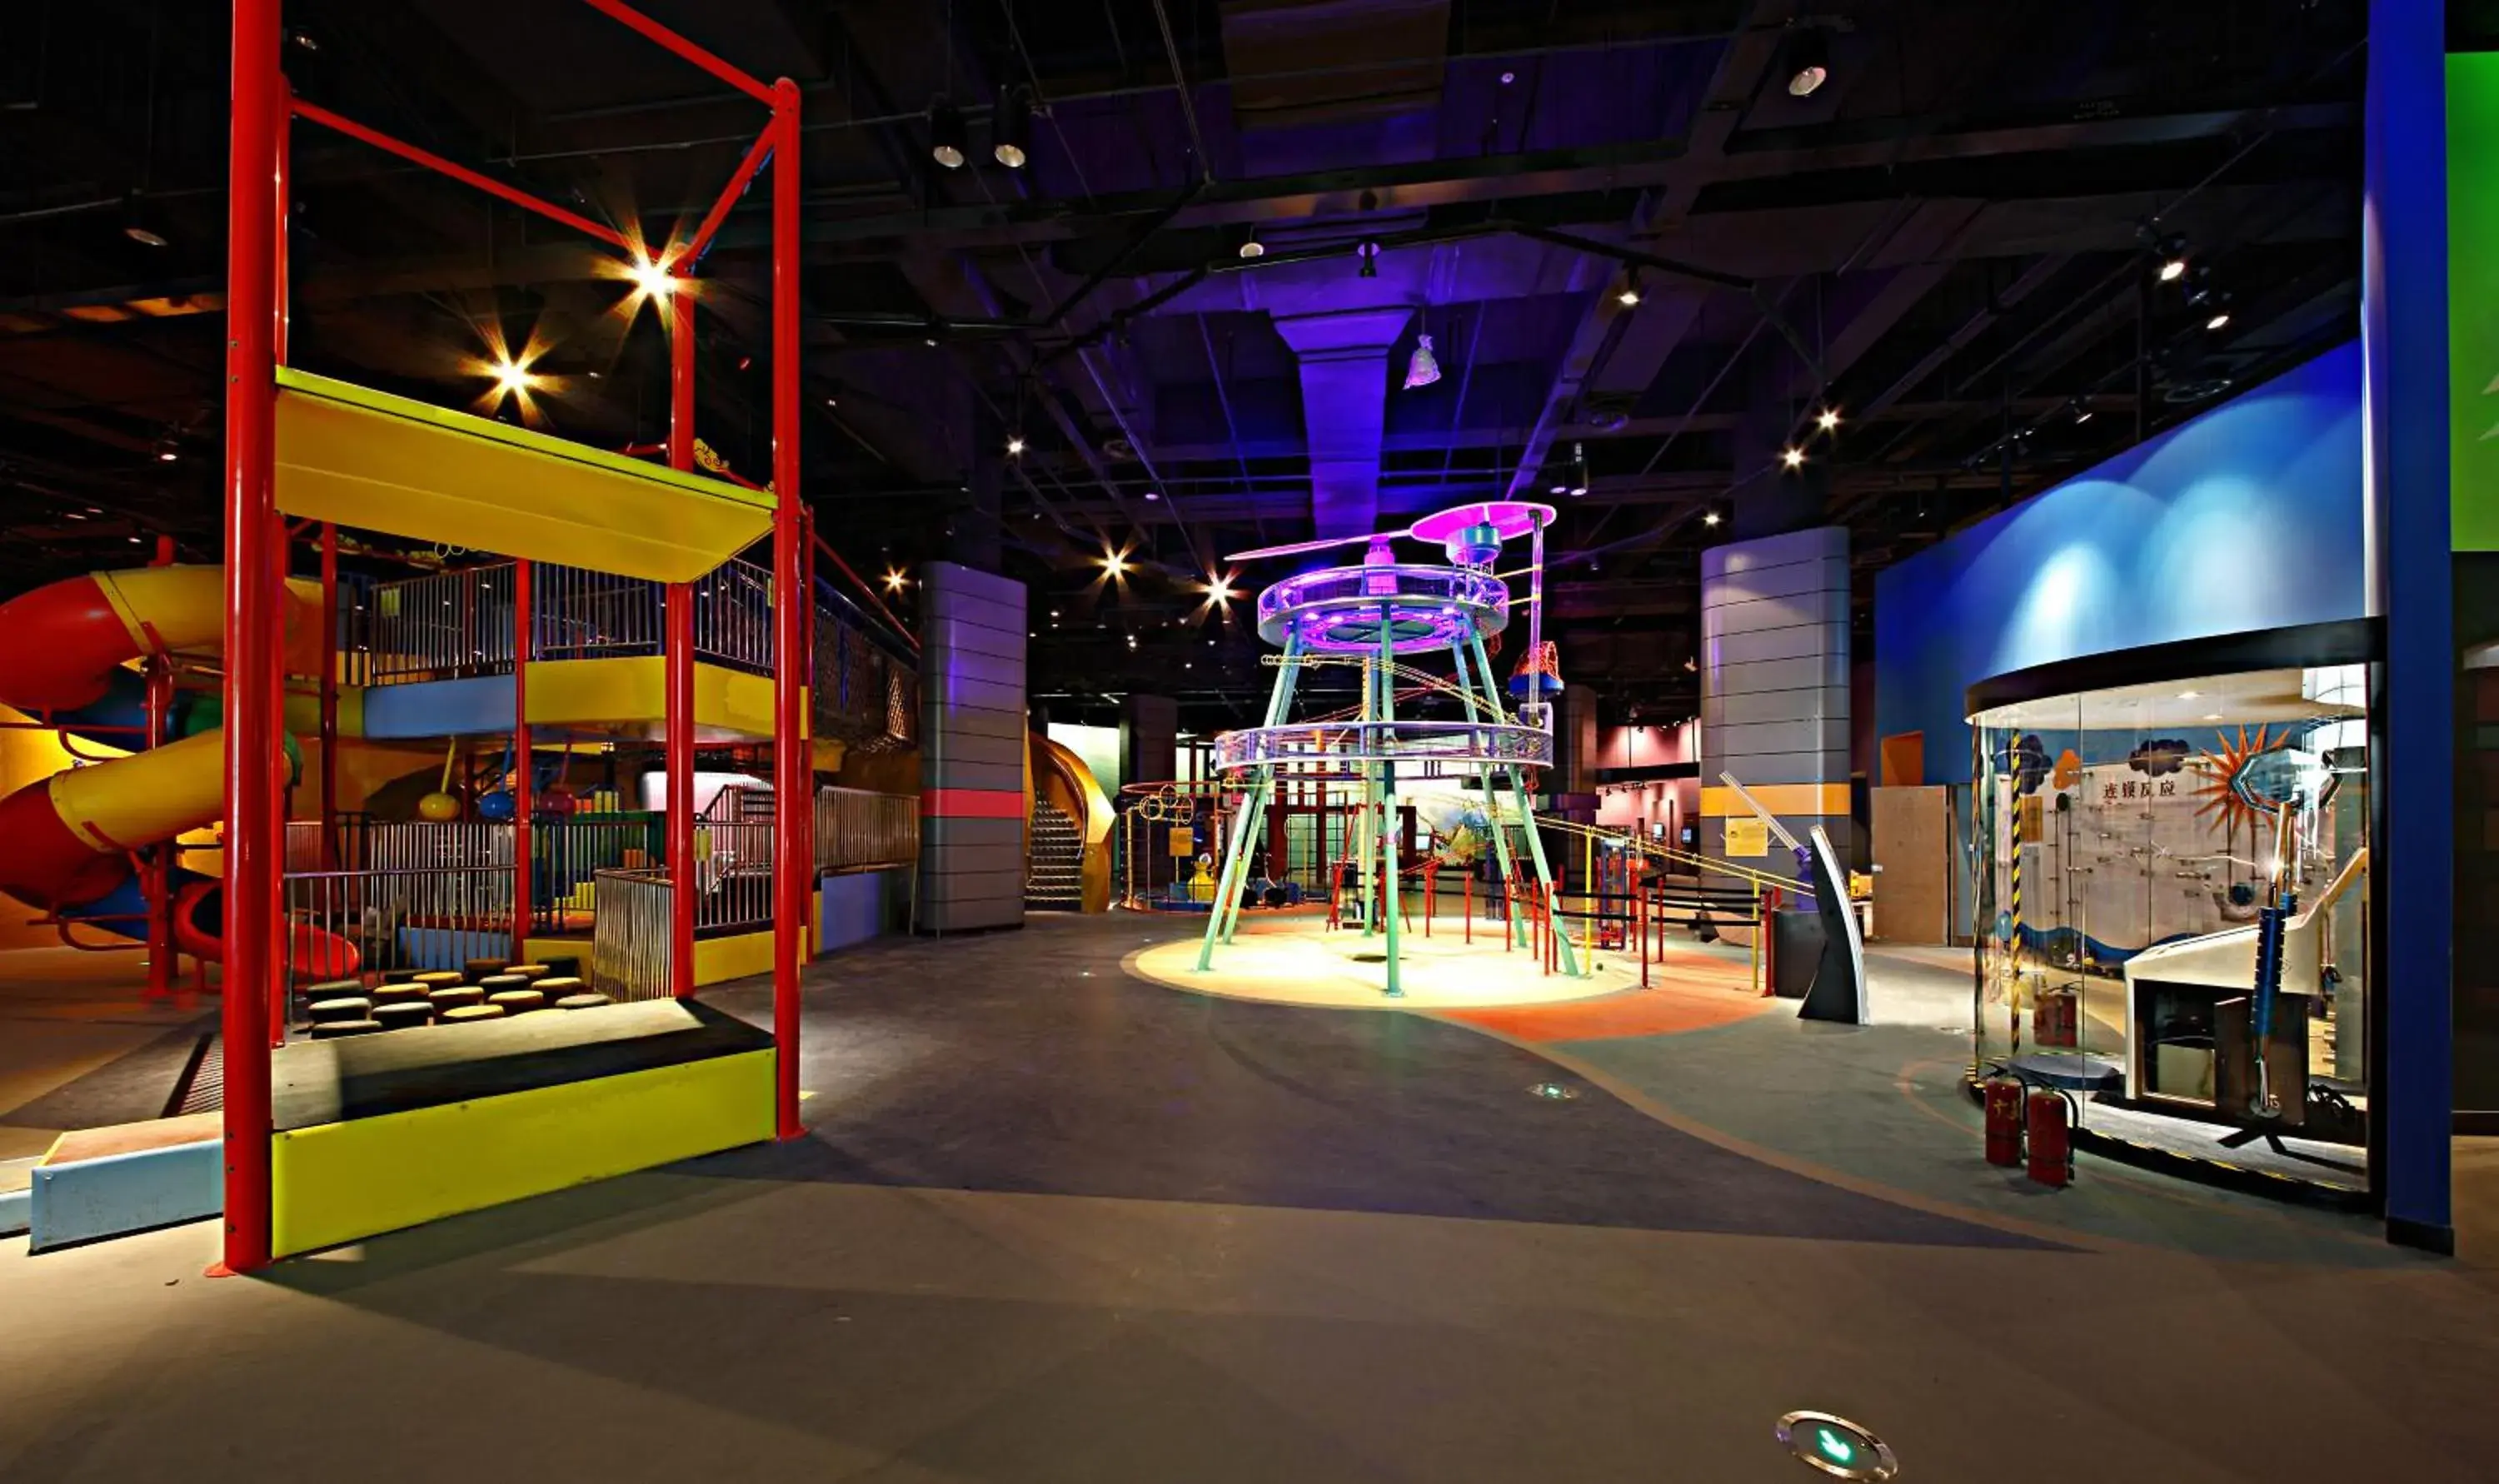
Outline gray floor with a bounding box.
[3,914,2497,1482]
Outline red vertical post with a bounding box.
[512,560,534,952]
[768,87,808,1140]
[666,273,697,999]
[1761,884,1779,998]
[1639,883,1649,989]
[273,79,292,363]
[267,78,296,1043]
[317,524,338,871]
[217,0,282,1277]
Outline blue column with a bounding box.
[2363,0,2452,1252]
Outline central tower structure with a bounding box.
[1196,501,1578,993]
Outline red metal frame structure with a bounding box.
[219,0,811,1274]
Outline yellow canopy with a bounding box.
[272,367,775,582]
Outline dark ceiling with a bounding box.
[0,0,2367,729]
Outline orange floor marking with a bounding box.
[1436,951,1774,1043]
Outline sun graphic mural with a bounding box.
[2188,723,2297,834]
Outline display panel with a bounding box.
[1968,664,2370,1193]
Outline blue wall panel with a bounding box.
[1875,341,2367,760]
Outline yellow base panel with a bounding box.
[694,930,776,985]
[520,937,593,969]
[271,1049,775,1257]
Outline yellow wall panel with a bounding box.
[1698,784,1851,819]
[270,1049,774,1257]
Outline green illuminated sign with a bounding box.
[2450,52,2499,550]
[1815,1427,1858,1465]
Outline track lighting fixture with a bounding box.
[1784,27,1830,97]
[929,101,967,169]
[992,85,1033,169]
[120,193,167,248]
[1239,229,1265,260]
[2153,233,2189,281]
[1357,240,1380,279]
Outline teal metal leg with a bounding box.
[1450,642,1524,949]
[1197,633,1305,969]
[1379,622,1402,996]
[1469,635,1579,975]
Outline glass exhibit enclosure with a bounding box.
[1964,624,2375,1199]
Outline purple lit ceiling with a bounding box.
[0,0,2367,724]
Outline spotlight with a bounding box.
[628,255,674,299]
[1568,486,1588,498]
[1207,577,1236,603]
[1006,434,1026,456]
[882,568,908,593]
[1780,446,1805,470]
[1102,550,1129,577]
[1357,240,1380,279]
[1239,231,1265,260]
[992,85,1033,169]
[1703,510,1722,526]
[1617,274,1643,309]
[1143,491,1161,501]
[491,359,538,396]
[2153,233,2188,281]
[1784,27,1830,97]
[153,440,178,463]
[2205,311,2232,331]
[1549,484,1569,496]
[929,101,967,169]
[120,194,167,248]
[1816,407,1841,432]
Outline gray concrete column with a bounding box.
[1121,694,1179,786]
[919,561,1027,933]
[1699,526,1852,868]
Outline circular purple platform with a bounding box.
[1254,564,1509,652]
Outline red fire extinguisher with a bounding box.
[1983,1078,2026,1168]
[2025,1086,2078,1188]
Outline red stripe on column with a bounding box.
[923,789,1025,819]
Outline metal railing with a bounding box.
[280,865,515,1021]
[352,559,916,750]
[529,562,665,664]
[360,558,784,682]
[693,820,775,930]
[367,820,512,870]
[816,787,918,872]
[357,563,519,685]
[590,869,672,1002]
[534,817,662,934]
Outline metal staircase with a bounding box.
[1025,797,1084,911]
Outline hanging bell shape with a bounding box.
[1509,640,1565,699]
[1403,332,1442,390]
